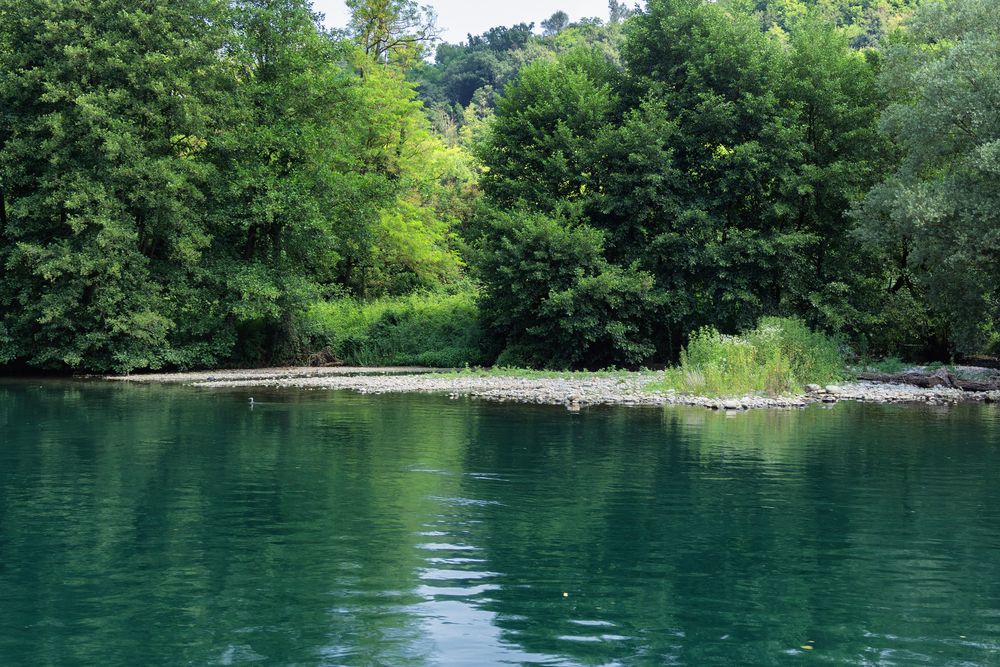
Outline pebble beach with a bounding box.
[109,366,1000,411]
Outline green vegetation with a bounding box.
[473,0,897,363]
[0,0,469,372]
[1,0,998,379]
[301,290,485,367]
[854,0,1000,354]
[470,209,659,370]
[652,318,845,397]
[860,356,909,374]
[410,4,634,140]
[743,0,922,48]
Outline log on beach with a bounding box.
[857,368,1000,393]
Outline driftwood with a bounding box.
[857,367,1000,393]
[305,347,344,368]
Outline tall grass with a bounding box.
[651,317,845,397]
[300,290,486,368]
[860,356,907,374]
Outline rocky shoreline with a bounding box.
[109,367,1000,411]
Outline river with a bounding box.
[1,380,998,665]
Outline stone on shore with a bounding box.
[106,367,1000,412]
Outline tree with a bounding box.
[855,0,1000,353]
[736,0,921,47]
[208,0,384,361]
[0,0,469,372]
[346,0,440,67]
[775,17,902,346]
[477,48,619,212]
[412,23,536,109]
[610,0,808,338]
[219,0,466,311]
[475,0,903,363]
[472,208,659,369]
[0,0,231,371]
[608,1,636,24]
[409,18,628,121]
[541,11,570,36]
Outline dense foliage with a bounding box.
[0,0,233,371]
[409,5,633,142]
[474,0,898,365]
[739,0,922,47]
[471,209,659,369]
[1,0,998,373]
[302,289,485,367]
[469,0,999,368]
[0,0,468,371]
[854,0,1000,355]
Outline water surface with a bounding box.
[1,381,999,665]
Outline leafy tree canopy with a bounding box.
[855,0,1000,353]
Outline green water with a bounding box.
[1,382,999,666]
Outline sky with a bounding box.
[311,0,624,44]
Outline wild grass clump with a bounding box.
[860,356,907,374]
[652,317,845,397]
[301,290,486,368]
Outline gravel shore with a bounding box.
[109,367,1000,410]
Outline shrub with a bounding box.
[300,290,486,368]
[473,208,659,370]
[653,317,845,397]
[861,356,907,374]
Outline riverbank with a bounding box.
[107,367,1000,410]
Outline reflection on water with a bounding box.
[0,381,999,665]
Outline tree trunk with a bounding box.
[244,223,258,261]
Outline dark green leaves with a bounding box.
[473,0,900,365]
[0,0,230,371]
[0,0,468,372]
[856,0,1000,353]
[473,209,659,369]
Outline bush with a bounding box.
[653,317,845,397]
[860,356,907,374]
[300,290,486,368]
[473,208,659,370]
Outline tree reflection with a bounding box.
[0,384,998,665]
